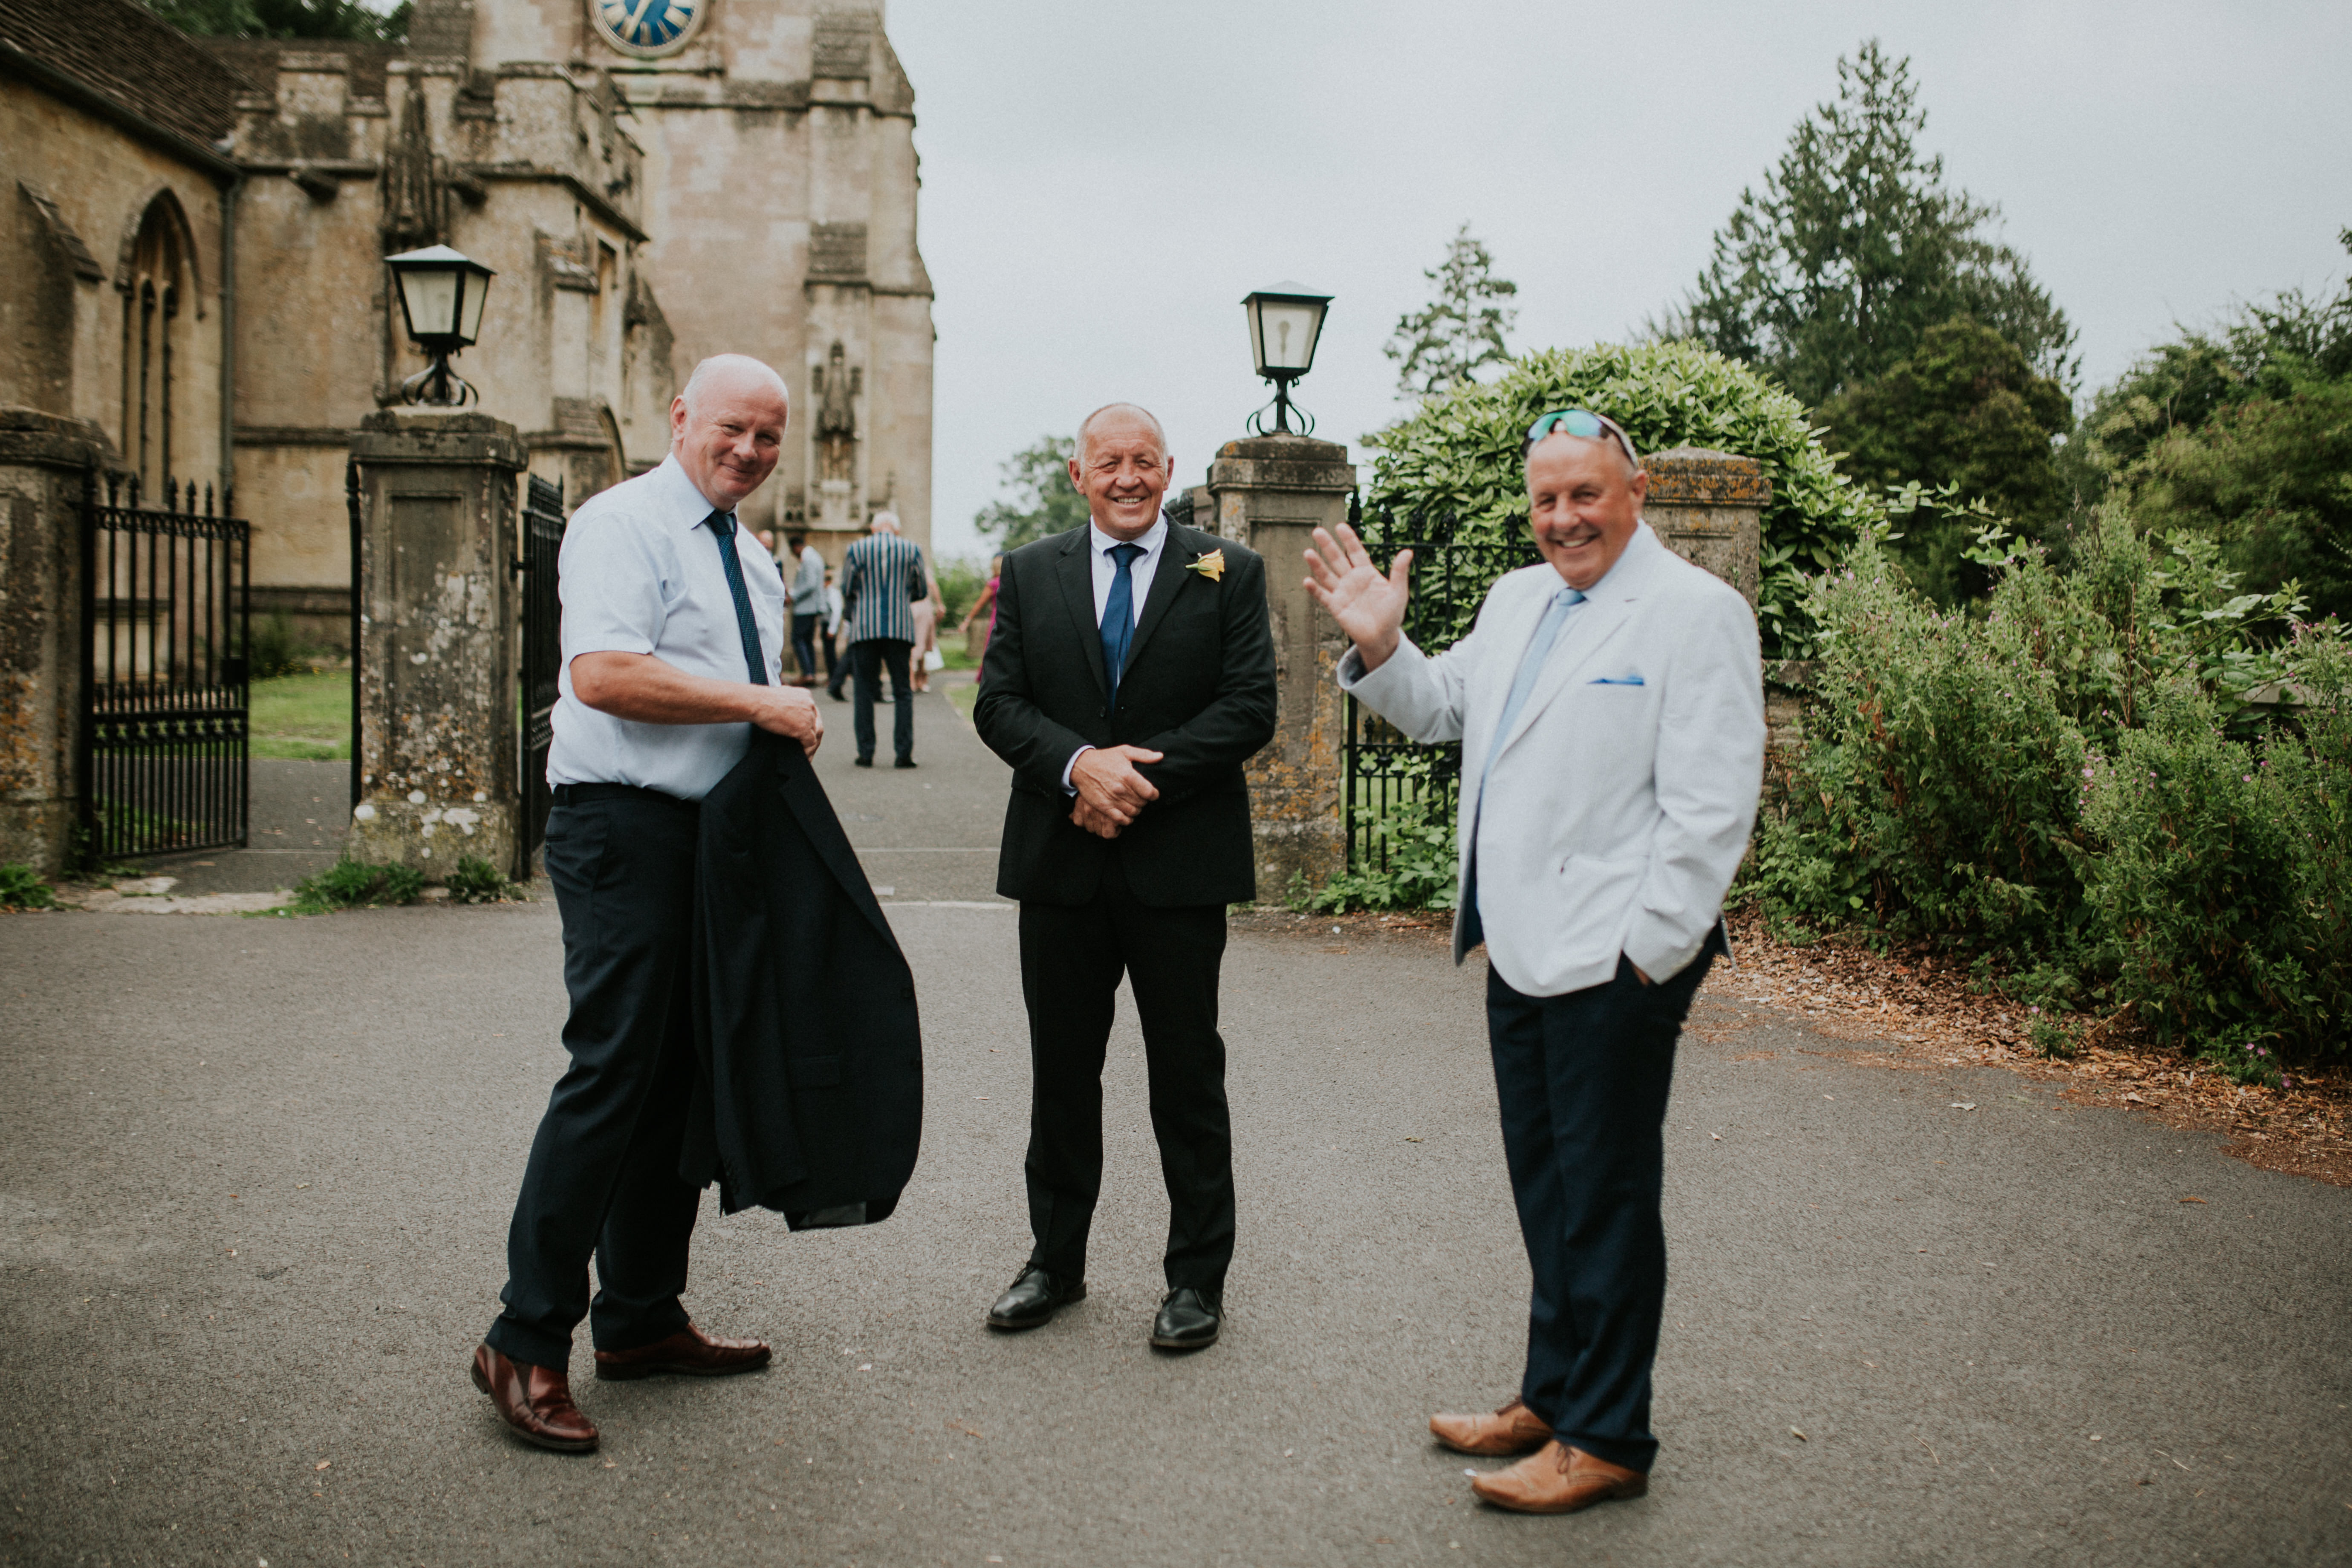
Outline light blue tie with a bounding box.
[1466,584,1583,941]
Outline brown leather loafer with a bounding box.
[471,1343,598,1454]
[1430,1395,1554,1456]
[1470,1441,1647,1514]
[593,1322,771,1381]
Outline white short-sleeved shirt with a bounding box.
[546,454,786,801]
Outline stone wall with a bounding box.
[0,411,107,874]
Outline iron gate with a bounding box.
[1341,494,1539,880]
[518,472,566,867]
[77,472,252,862]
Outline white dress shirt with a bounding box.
[1062,515,1170,789]
[546,454,786,801]
[1086,516,1167,626]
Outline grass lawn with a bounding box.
[251,672,351,759]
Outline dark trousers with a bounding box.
[851,638,915,764]
[791,612,821,681]
[1017,855,1235,1292]
[487,788,703,1370]
[1486,945,1716,1474]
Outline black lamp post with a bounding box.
[1242,283,1332,435]
[385,244,495,407]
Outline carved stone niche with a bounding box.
[1641,447,1769,606]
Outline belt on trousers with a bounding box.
[549,782,698,811]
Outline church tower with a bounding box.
[438,0,935,555]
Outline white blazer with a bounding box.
[1338,523,1765,997]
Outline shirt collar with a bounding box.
[1088,514,1167,558]
[650,453,733,531]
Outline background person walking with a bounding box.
[838,511,927,768]
[787,531,826,684]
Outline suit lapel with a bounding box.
[1055,531,1109,700]
[1123,523,1200,673]
[1491,534,1661,762]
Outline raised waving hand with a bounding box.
[1303,523,1413,672]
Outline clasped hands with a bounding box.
[1068,745,1163,840]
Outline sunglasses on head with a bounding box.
[1523,407,1638,467]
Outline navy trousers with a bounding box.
[1485,943,1716,1473]
[487,787,703,1371]
[1017,855,1236,1293]
[850,638,915,764]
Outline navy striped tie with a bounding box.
[704,510,770,685]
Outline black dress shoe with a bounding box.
[828,687,847,703]
[1151,1287,1222,1351]
[893,758,917,769]
[854,757,873,768]
[985,1266,1084,1331]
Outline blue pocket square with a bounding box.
[1589,673,1645,686]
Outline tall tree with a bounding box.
[1670,40,2074,407]
[1817,316,2072,601]
[974,435,1089,551]
[1385,224,1519,398]
[142,0,410,42]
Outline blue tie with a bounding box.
[704,509,771,686]
[1101,542,1145,709]
[1465,584,1583,941]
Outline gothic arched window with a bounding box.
[121,197,186,502]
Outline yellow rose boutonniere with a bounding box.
[1186,549,1226,583]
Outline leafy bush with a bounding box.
[248,612,326,679]
[444,855,520,904]
[1366,340,1879,658]
[290,857,425,914]
[0,863,58,911]
[1750,502,2352,1063]
[1295,795,1460,915]
[1746,535,2090,954]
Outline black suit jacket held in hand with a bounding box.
[974,518,1278,907]
[682,728,923,1229]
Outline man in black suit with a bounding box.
[972,403,1277,1351]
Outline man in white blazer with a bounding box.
[1305,408,1764,1515]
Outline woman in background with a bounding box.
[959,553,1003,685]
[910,555,944,693]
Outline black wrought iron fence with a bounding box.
[518,472,566,868]
[77,472,252,862]
[1341,494,1539,881]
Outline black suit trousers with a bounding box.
[850,638,914,764]
[487,788,703,1370]
[1018,854,1234,1293]
[1485,946,1717,1474]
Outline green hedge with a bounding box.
[1367,341,1879,658]
[1747,506,2346,1079]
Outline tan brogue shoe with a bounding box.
[1430,1395,1553,1456]
[471,1344,598,1454]
[593,1322,771,1380]
[1470,1441,1647,1514]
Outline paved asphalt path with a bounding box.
[5,676,2349,1566]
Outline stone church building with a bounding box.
[2,0,934,648]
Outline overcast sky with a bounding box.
[883,0,2352,559]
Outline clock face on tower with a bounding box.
[589,0,706,58]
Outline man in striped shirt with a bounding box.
[837,511,927,768]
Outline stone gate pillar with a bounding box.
[345,410,529,880]
[0,411,108,875]
[1641,447,1769,606]
[1200,433,1357,900]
